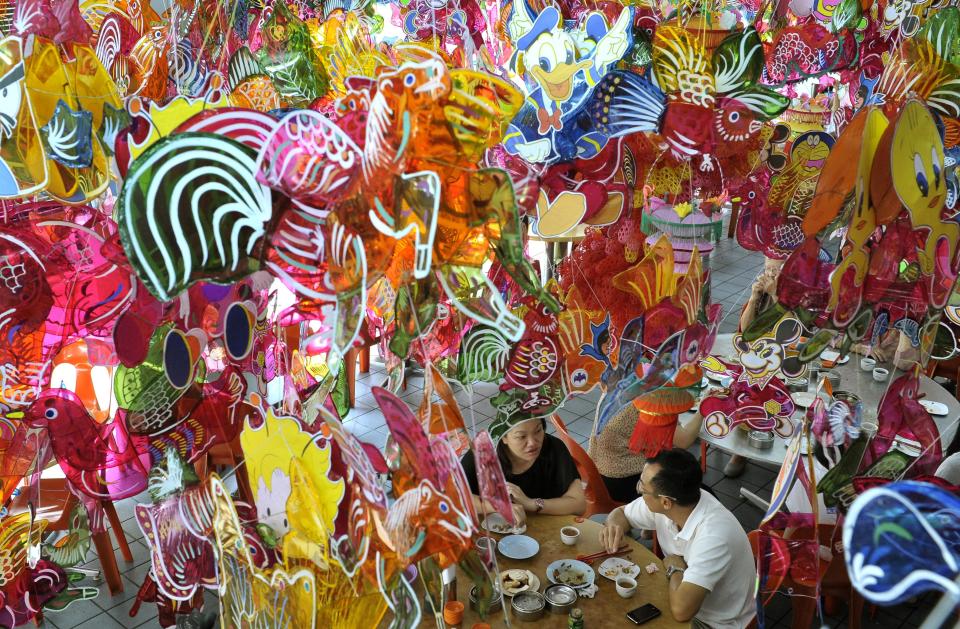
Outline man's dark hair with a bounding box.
[647,448,703,506]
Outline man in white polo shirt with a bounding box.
[599,448,756,628]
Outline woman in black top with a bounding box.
[461,417,585,524]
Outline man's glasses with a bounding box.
[636,481,677,503]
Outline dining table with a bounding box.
[698,332,960,471]
[452,515,688,628]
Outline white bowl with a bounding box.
[860,358,876,372]
[560,526,580,546]
[873,367,889,382]
[616,576,637,598]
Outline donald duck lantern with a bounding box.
[504,1,633,165]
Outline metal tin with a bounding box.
[544,584,577,614]
[821,371,840,391]
[748,430,775,450]
[786,378,808,392]
[469,585,502,613]
[833,390,861,409]
[511,591,546,621]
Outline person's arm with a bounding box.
[663,555,710,622]
[673,412,704,449]
[506,479,585,517]
[738,285,764,331]
[539,478,585,516]
[598,498,657,553]
[471,494,526,525]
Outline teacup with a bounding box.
[560,526,580,546]
[873,367,889,382]
[860,357,876,372]
[616,576,637,598]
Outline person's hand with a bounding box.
[760,274,777,295]
[506,483,533,511]
[599,520,624,554]
[663,554,687,572]
[511,503,527,526]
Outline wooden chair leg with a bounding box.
[102,500,133,563]
[848,591,865,629]
[700,441,709,474]
[727,201,741,238]
[344,347,359,409]
[359,345,370,374]
[789,596,816,629]
[92,530,123,594]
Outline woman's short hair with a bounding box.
[646,448,703,506]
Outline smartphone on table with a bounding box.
[626,603,662,624]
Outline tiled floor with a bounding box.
[44,221,946,628]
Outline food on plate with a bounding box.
[553,562,587,587]
[488,520,516,534]
[502,570,530,591]
[601,564,635,578]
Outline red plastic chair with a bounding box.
[550,413,624,518]
[9,475,131,595]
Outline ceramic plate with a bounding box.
[499,569,540,596]
[483,513,526,535]
[792,392,817,408]
[546,559,595,590]
[705,370,725,382]
[498,535,540,560]
[920,400,949,416]
[598,557,641,581]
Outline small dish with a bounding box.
[560,526,580,545]
[920,400,949,416]
[546,559,595,590]
[499,569,540,597]
[873,367,889,382]
[792,392,817,408]
[511,591,546,621]
[616,576,638,598]
[498,535,540,560]
[543,584,577,614]
[598,557,641,581]
[860,357,876,372]
[704,370,726,382]
[483,513,526,535]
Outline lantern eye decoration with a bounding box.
[916,154,930,197]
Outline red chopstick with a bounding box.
[576,545,630,563]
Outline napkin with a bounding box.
[578,583,599,599]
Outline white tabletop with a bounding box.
[698,333,960,468]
